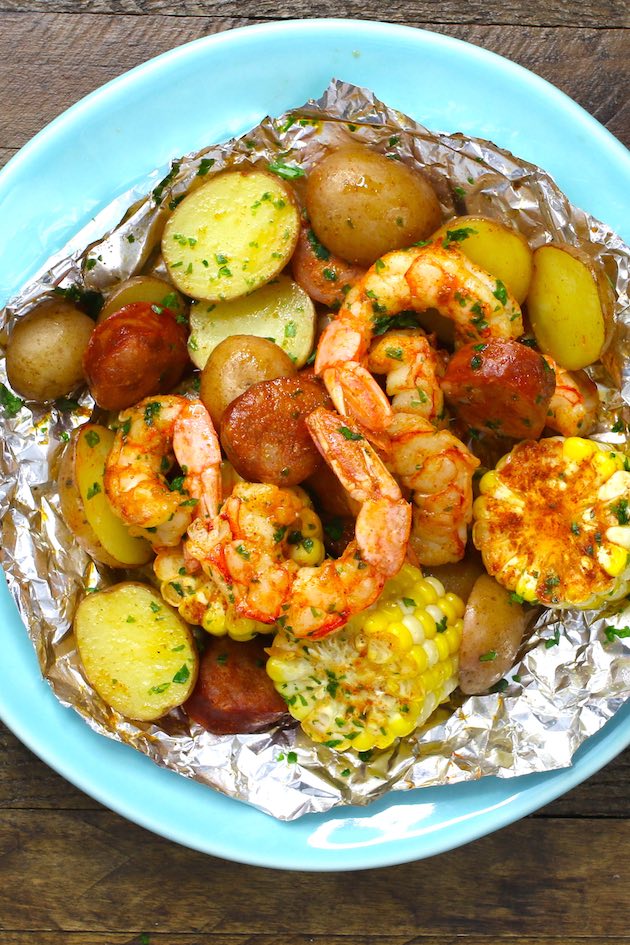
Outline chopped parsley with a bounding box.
[144,401,161,426]
[479,650,497,662]
[338,426,363,441]
[611,498,630,525]
[442,226,477,248]
[86,482,101,500]
[604,625,630,643]
[492,279,508,305]
[267,160,305,180]
[0,383,24,418]
[197,157,215,176]
[172,664,190,684]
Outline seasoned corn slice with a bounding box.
[153,548,271,640]
[473,436,630,608]
[266,563,462,752]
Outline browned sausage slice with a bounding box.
[84,301,189,410]
[185,635,289,735]
[441,339,555,438]
[220,375,332,486]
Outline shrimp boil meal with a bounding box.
[5,127,627,758]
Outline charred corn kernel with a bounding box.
[289,536,325,567]
[445,592,466,619]
[479,470,500,495]
[267,563,462,752]
[473,436,630,609]
[299,508,324,539]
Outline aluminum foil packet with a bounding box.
[1,80,629,821]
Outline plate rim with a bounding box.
[1,17,628,870]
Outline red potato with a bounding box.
[291,226,365,308]
[83,301,189,410]
[220,375,332,486]
[185,635,289,735]
[441,339,555,439]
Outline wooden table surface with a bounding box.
[0,3,628,943]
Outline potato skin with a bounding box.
[185,635,289,735]
[99,275,187,323]
[458,574,530,694]
[83,301,189,410]
[200,334,297,428]
[306,146,442,267]
[220,376,332,486]
[441,340,556,439]
[6,300,94,401]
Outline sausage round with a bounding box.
[441,339,555,439]
[220,375,332,486]
[184,635,289,735]
[84,301,189,410]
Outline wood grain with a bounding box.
[0,13,627,176]
[0,806,628,935]
[1,0,629,27]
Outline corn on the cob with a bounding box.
[266,563,463,752]
[153,548,272,641]
[473,436,630,608]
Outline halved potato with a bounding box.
[188,274,316,369]
[527,242,614,370]
[458,574,530,694]
[432,215,533,304]
[98,276,187,323]
[162,169,300,302]
[58,424,152,568]
[74,582,198,721]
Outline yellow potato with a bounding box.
[162,169,300,302]
[432,215,533,304]
[306,146,442,267]
[458,574,530,694]
[58,424,152,568]
[188,274,316,370]
[74,582,198,721]
[200,334,297,427]
[98,275,187,322]
[6,299,94,402]
[527,242,614,370]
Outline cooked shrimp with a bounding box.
[543,356,599,437]
[104,395,221,548]
[387,413,480,566]
[315,241,523,433]
[185,407,412,638]
[368,328,444,424]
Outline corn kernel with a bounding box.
[424,576,446,598]
[363,611,389,634]
[401,614,424,644]
[410,645,429,674]
[290,537,325,567]
[413,580,438,605]
[479,470,500,495]
[383,621,414,653]
[415,608,437,638]
[201,601,228,636]
[606,526,630,549]
[266,657,308,682]
[473,495,489,519]
[353,730,376,752]
[299,508,324,539]
[226,616,257,641]
[515,571,538,602]
[434,632,450,662]
[598,543,628,577]
[443,625,461,656]
[381,601,403,620]
[445,592,465,619]
[563,436,598,462]
[592,450,618,480]
[437,597,458,624]
[387,712,417,738]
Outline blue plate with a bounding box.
[1,19,628,870]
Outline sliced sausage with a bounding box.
[441,339,555,439]
[84,301,189,410]
[220,375,332,486]
[291,225,365,308]
[184,635,289,735]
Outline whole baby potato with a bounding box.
[6,300,94,401]
[306,146,442,267]
[200,334,297,427]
